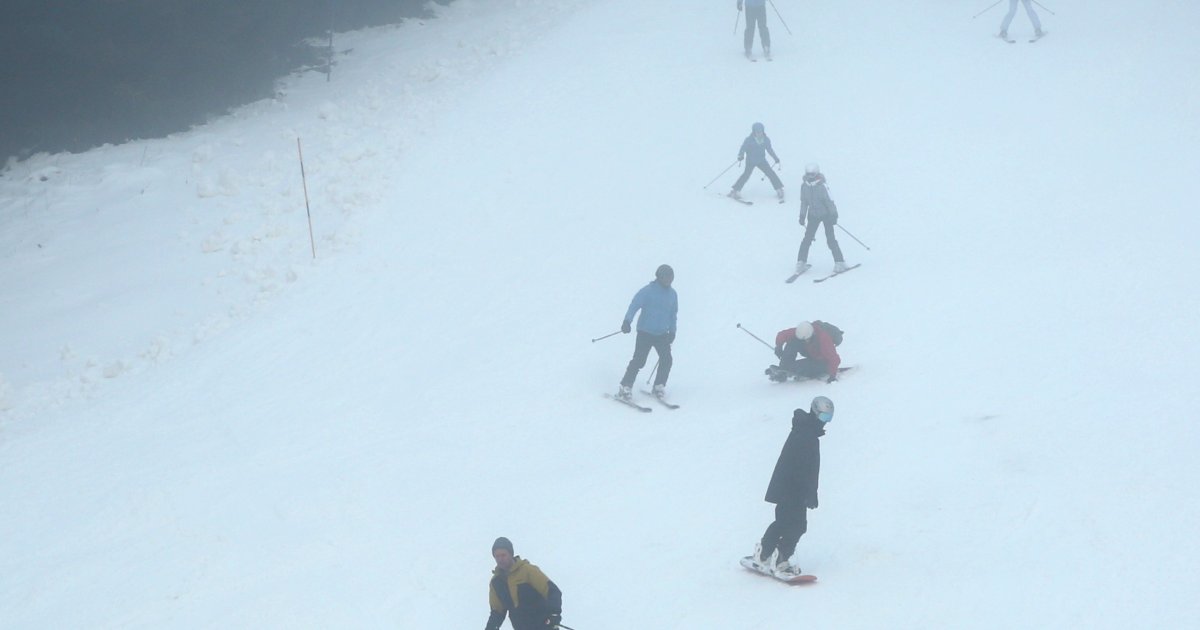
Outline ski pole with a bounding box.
[972,0,1003,19]
[703,159,740,190]
[736,323,775,352]
[1032,0,1055,15]
[645,359,659,385]
[835,224,871,251]
[733,8,741,35]
[296,138,317,259]
[767,0,794,36]
[559,625,578,630]
[591,330,622,343]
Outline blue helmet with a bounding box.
[752,122,765,134]
[811,396,834,423]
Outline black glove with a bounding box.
[830,212,839,226]
[621,320,631,334]
[826,374,837,384]
[666,330,676,344]
[774,346,784,359]
[546,614,562,629]
[807,497,819,509]
[799,217,806,226]
[737,1,743,11]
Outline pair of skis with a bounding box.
[786,263,861,284]
[999,32,1046,44]
[725,194,785,206]
[605,390,679,413]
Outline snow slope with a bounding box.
[2,0,1199,627]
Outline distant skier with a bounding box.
[751,397,833,577]
[796,163,847,274]
[617,264,678,401]
[737,0,771,60]
[729,123,784,202]
[998,0,1044,42]
[768,320,842,383]
[486,537,563,630]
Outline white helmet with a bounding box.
[794,322,813,340]
[805,163,820,175]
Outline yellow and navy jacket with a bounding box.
[486,558,562,630]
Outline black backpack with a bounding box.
[813,320,844,346]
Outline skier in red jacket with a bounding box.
[768,321,842,383]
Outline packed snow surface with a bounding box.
[2,0,1198,627]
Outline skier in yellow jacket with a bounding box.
[486,537,563,630]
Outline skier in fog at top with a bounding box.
[998,0,1044,42]
[737,0,772,60]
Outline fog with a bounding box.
[0,0,449,163]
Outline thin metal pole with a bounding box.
[972,0,1003,19]
[736,323,775,352]
[591,330,622,343]
[645,359,659,386]
[835,224,871,251]
[296,138,317,259]
[767,0,793,35]
[733,9,741,35]
[1031,0,1055,15]
[703,159,740,189]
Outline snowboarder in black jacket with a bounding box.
[752,397,833,576]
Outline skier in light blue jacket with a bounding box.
[617,264,678,401]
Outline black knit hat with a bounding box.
[492,537,514,555]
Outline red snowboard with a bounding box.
[740,556,818,585]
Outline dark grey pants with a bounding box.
[744,6,771,53]
[779,341,829,379]
[761,501,808,562]
[621,331,672,388]
[733,160,783,192]
[798,218,844,263]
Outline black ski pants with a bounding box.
[798,218,844,263]
[744,6,771,53]
[760,501,808,562]
[620,331,672,388]
[733,160,783,192]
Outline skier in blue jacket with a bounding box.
[617,264,678,401]
[729,122,784,202]
[737,0,771,60]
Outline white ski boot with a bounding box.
[774,558,800,577]
[652,384,666,398]
[616,384,632,401]
[753,543,777,571]
[834,261,849,273]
